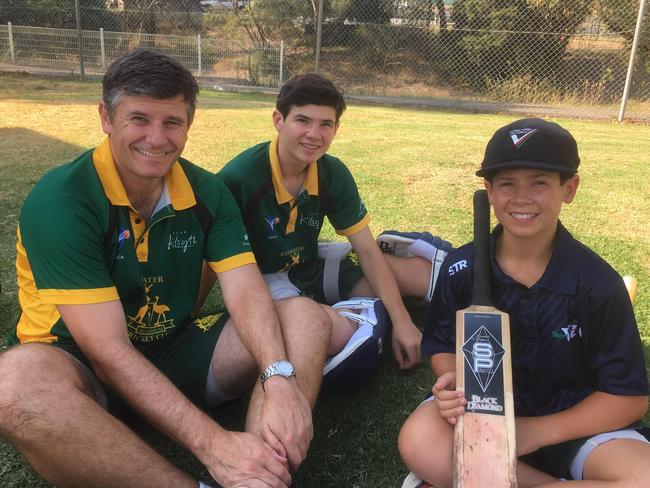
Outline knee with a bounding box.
[397,406,454,488]
[0,344,53,429]
[276,297,332,340]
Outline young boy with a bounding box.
[398,118,650,487]
[215,74,451,374]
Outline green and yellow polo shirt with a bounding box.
[218,136,370,274]
[15,138,254,354]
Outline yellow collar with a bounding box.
[92,137,196,210]
[269,135,319,205]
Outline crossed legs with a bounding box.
[0,344,196,488]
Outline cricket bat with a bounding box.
[453,190,517,487]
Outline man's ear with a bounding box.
[98,102,112,135]
[562,175,580,204]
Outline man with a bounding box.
[0,50,329,488]
[217,74,451,373]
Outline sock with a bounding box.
[205,365,238,406]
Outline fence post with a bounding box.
[314,0,324,73]
[100,28,106,69]
[8,22,16,64]
[197,34,202,77]
[619,0,647,121]
[279,40,284,84]
[74,0,86,79]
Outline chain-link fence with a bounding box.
[0,0,647,120]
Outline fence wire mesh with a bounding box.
[0,1,647,118]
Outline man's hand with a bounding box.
[432,372,466,426]
[391,318,422,369]
[205,430,291,488]
[258,376,313,472]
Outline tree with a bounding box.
[0,0,116,30]
[445,0,594,89]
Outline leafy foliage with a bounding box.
[443,0,594,89]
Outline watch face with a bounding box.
[276,360,294,376]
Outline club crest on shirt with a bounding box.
[126,282,175,342]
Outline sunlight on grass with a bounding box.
[1,73,649,487]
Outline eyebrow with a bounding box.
[125,110,186,124]
[292,112,336,124]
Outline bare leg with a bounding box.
[246,297,330,433]
[398,400,455,488]
[0,344,197,488]
[349,255,431,299]
[210,319,259,397]
[398,400,557,488]
[321,304,356,355]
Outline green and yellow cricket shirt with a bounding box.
[218,136,370,274]
[15,138,254,355]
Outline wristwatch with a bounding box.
[260,360,295,388]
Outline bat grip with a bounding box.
[472,190,492,306]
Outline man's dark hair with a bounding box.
[276,73,346,122]
[102,49,199,123]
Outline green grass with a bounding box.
[1,72,649,487]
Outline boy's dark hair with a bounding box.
[102,49,199,123]
[276,74,346,122]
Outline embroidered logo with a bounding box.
[167,230,197,253]
[509,128,538,148]
[553,323,581,342]
[126,282,175,342]
[117,228,131,250]
[299,213,319,228]
[265,216,280,232]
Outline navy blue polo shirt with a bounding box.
[422,222,648,417]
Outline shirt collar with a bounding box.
[490,221,578,295]
[92,137,195,210]
[269,135,319,205]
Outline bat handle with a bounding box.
[472,190,492,306]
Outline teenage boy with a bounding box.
[0,50,330,488]
[216,73,450,371]
[398,118,650,487]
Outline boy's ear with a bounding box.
[483,178,494,204]
[272,109,284,131]
[562,175,580,204]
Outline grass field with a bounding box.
[1,72,649,487]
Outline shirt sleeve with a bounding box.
[421,253,464,357]
[587,278,649,396]
[204,177,256,273]
[18,188,118,304]
[323,158,370,236]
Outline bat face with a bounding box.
[454,190,517,487]
[455,306,516,487]
[460,311,507,415]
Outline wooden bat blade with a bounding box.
[454,306,516,487]
[454,190,517,487]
